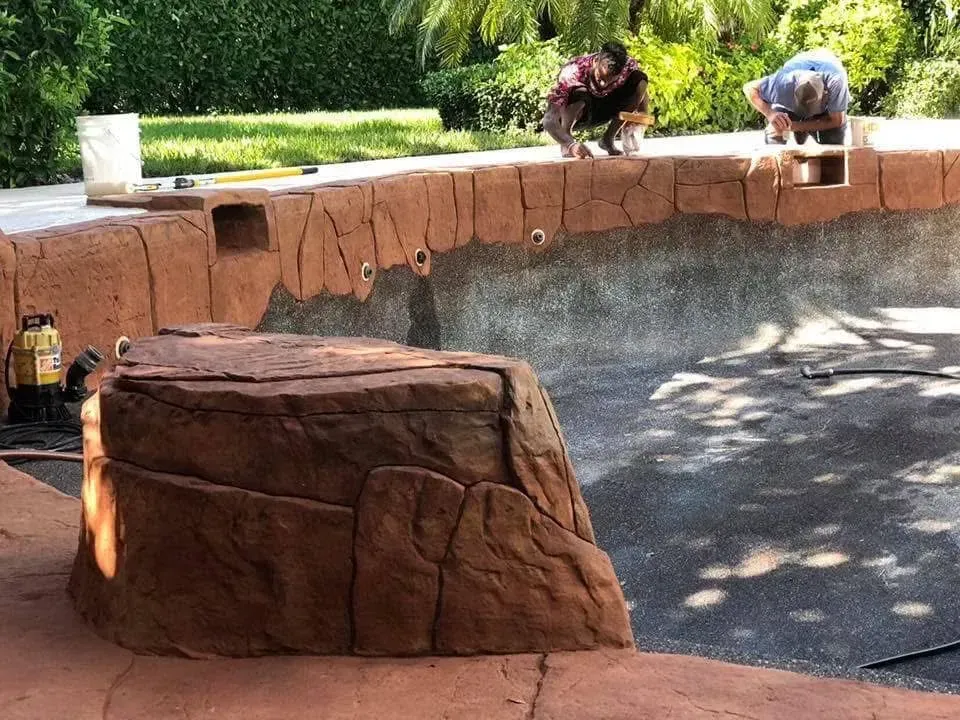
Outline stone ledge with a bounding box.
[1,146,954,393]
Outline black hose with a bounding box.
[801,365,960,381]
[859,638,960,670]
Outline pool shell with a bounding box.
[5,143,960,693]
[0,146,956,410]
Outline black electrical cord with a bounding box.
[4,339,13,400]
[801,365,960,381]
[859,639,960,670]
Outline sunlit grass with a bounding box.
[59,108,549,179]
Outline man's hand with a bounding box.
[767,112,791,133]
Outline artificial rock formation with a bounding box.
[69,324,634,658]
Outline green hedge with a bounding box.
[1,0,114,187]
[882,59,960,117]
[86,0,424,115]
[422,35,788,136]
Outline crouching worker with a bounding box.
[543,42,649,158]
[743,48,851,146]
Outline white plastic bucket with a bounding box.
[76,113,142,197]
[848,116,882,147]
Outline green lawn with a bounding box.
[60,108,549,179]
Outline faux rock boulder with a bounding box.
[69,324,634,658]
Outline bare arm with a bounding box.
[743,80,773,119]
[791,111,846,132]
[744,79,790,132]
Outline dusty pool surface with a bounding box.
[256,207,960,688]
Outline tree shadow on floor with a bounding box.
[571,309,960,685]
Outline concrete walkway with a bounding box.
[3,461,960,719]
[3,118,958,235]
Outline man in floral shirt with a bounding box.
[543,42,650,158]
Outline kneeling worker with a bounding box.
[543,42,650,158]
[743,48,851,146]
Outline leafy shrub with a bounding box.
[624,31,712,133]
[421,64,495,130]
[86,0,424,115]
[703,39,789,132]
[0,0,114,187]
[882,59,960,117]
[776,0,912,106]
[475,40,565,132]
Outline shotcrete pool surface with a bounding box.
[23,206,960,692]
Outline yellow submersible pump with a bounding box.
[4,314,103,424]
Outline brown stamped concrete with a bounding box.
[3,461,960,719]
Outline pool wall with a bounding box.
[1,147,958,413]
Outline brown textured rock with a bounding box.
[622,185,675,226]
[564,200,631,234]
[777,183,880,226]
[297,197,326,299]
[640,158,675,202]
[371,201,407,268]
[500,364,592,540]
[320,186,365,235]
[474,166,524,244]
[847,147,879,186]
[73,326,624,657]
[13,223,153,380]
[592,158,646,205]
[374,174,431,273]
[272,193,312,299]
[946,151,960,205]
[881,151,944,211]
[452,170,475,247]
[676,157,750,185]
[354,466,464,655]
[324,213,353,296]
[520,163,565,208]
[564,161,593,209]
[676,181,746,219]
[361,182,374,223]
[525,206,563,250]
[425,173,457,253]
[70,457,355,657]
[436,483,633,654]
[209,250,281,328]
[113,213,212,328]
[744,155,780,222]
[338,223,378,300]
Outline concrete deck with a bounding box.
[4,460,960,719]
[3,120,958,235]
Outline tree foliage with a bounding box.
[1,0,115,187]
[385,0,775,66]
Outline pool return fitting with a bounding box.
[531,228,546,245]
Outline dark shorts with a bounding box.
[569,70,648,127]
[765,110,848,146]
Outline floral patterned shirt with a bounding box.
[547,53,640,107]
